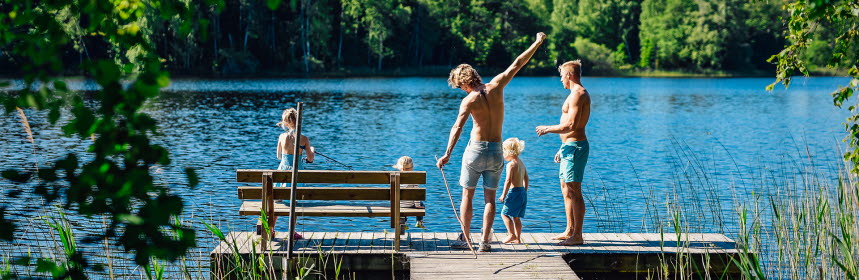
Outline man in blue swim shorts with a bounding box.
[536,59,592,246]
[437,32,547,252]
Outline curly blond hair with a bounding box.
[447,64,482,89]
[503,138,526,157]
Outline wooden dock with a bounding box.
[210,231,742,279]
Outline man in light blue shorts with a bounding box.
[460,141,504,190]
[559,141,589,183]
[437,32,547,252]
[536,59,592,246]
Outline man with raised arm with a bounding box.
[535,60,591,246]
[437,32,546,252]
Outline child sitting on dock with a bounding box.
[499,138,529,244]
[270,107,315,240]
[276,108,315,179]
[393,156,426,229]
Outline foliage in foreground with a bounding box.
[0,0,227,276]
[769,0,859,173]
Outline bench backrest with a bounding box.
[237,187,426,201]
[236,170,426,184]
[236,170,427,201]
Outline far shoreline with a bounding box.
[0,66,848,80]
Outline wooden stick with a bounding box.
[286,102,304,261]
[435,155,477,257]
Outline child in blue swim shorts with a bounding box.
[499,138,529,244]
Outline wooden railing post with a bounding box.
[261,172,274,251]
[286,102,304,261]
[390,172,401,251]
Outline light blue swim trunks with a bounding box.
[501,187,527,218]
[460,141,504,190]
[559,140,589,183]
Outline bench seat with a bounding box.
[239,201,427,217]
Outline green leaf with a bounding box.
[0,207,17,241]
[267,0,281,10]
[119,214,144,225]
[184,168,199,189]
[201,219,225,240]
[1,170,31,183]
[155,74,170,88]
[34,259,62,276]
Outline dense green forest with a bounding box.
[0,0,846,76]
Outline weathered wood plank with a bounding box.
[239,201,426,217]
[410,253,579,280]
[521,232,542,252]
[237,170,426,184]
[238,187,427,201]
[336,232,352,254]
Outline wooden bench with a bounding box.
[236,169,427,251]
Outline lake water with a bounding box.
[0,76,851,277]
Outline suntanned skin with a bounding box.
[499,153,529,244]
[535,67,591,246]
[437,32,546,244]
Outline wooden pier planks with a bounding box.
[212,231,738,256]
[409,253,580,280]
[210,231,741,279]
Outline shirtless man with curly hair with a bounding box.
[437,32,546,252]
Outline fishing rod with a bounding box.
[435,155,478,257]
[313,150,354,170]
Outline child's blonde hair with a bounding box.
[392,156,414,170]
[277,108,298,130]
[503,138,525,157]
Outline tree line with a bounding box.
[0,0,845,76]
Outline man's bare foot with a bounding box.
[552,233,572,240]
[557,237,584,246]
[502,235,518,244]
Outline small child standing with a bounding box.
[393,156,426,229]
[499,138,529,244]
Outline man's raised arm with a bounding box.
[489,32,547,88]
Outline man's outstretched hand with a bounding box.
[536,32,546,43]
[536,125,551,136]
[436,154,451,169]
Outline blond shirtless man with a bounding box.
[437,32,546,252]
[535,60,591,246]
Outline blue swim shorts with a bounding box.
[559,140,589,183]
[460,141,504,190]
[501,187,527,218]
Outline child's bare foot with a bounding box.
[552,232,572,240]
[502,235,518,244]
[557,237,584,246]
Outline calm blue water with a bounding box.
[0,76,851,276]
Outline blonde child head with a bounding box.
[503,138,525,158]
[277,108,298,130]
[393,156,414,171]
